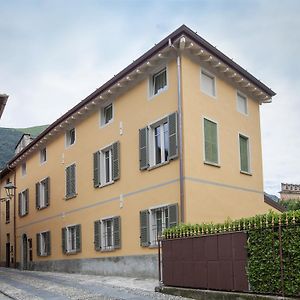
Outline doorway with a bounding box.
[22,234,28,270]
[5,243,10,267]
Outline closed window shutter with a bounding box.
[36,182,40,209]
[18,193,21,216]
[36,233,41,256]
[66,166,71,197]
[93,151,101,187]
[70,164,76,195]
[139,127,149,170]
[240,135,249,172]
[25,189,29,215]
[62,228,67,253]
[94,220,101,251]
[112,142,120,181]
[168,204,179,228]
[45,177,50,207]
[168,112,178,160]
[204,119,218,164]
[46,231,51,256]
[113,217,121,249]
[76,224,81,252]
[140,210,150,247]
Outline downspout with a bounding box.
[170,37,185,223]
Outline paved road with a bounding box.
[0,268,186,300]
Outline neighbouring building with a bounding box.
[0,25,280,277]
[280,183,300,200]
[0,94,8,119]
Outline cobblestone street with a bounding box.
[0,268,187,300]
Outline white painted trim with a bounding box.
[65,128,76,149]
[202,116,220,166]
[236,90,248,116]
[148,65,169,100]
[99,100,114,128]
[238,132,252,174]
[39,147,47,165]
[200,67,217,99]
[98,143,115,187]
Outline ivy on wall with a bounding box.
[163,210,300,297]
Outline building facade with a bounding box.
[280,183,300,200]
[0,25,278,277]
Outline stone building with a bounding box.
[280,183,300,200]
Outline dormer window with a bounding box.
[66,128,76,147]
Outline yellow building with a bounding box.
[0,25,279,277]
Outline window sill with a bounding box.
[149,244,159,249]
[100,120,113,129]
[37,205,49,211]
[101,247,116,252]
[38,253,50,257]
[65,194,77,200]
[148,160,170,171]
[5,220,10,224]
[97,181,114,189]
[65,250,79,255]
[240,170,252,176]
[19,213,28,218]
[201,90,217,100]
[149,87,168,101]
[204,161,220,168]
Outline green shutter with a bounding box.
[112,142,120,181]
[94,220,101,251]
[66,166,71,197]
[168,204,179,228]
[36,233,41,256]
[70,164,76,196]
[45,177,50,207]
[25,189,29,215]
[36,182,40,209]
[140,210,150,247]
[113,216,121,249]
[76,224,81,252]
[139,127,149,170]
[93,151,101,187]
[62,228,67,253]
[168,112,178,160]
[240,135,249,172]
[46,231,51,256]
[204,119,218,164]
[18,193,21,216]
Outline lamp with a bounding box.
[4,181,16,199]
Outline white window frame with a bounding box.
[202,116,220,166]
[148,116,170,167]
[200,68,216,98]
[101,217,115,251]
[149,66,168,99]
[40,148,47,164]
[237,91,248,115]
[100,100,114,127]
[65,128,76,148]
[20,190,27,216]
[99,144,113,186]
[238,133,251,174]
[39,231,49,256]
[149,204,170,246]
[66,225,77,253]
[21,162,26,177]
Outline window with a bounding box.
[140,204,178,247]
[18,189,29,217]
[100,103,113,126]
[150,67,167,96]
[66,128,76,147]
[203,118,219,165]
[36,177,50,209]
[65,164,76,198]
[36,231,51,256]
[201,69,216,97]
[40,148,47,164]
[139,112,178,170]
[5,200,10,223]
[237,92,248,115]
[21,162,26,176]
[93,142,120,188]
[94,217,121,251]
[239,134,250,173]
[62,224,81,254]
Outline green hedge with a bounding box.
[163,210,300,296]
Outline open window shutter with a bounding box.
[46,231,51,256]
[18,193,21,216]
[168,112,178,160]
[45,177,50,207]
[66,166,71,197]
[25,189,29,215]
[76,224,81,252]
[36,233,41,256]
[36,182,40,209]
[140,210,150,247]
[62,228,67,253]
[113,217,121,249]
[139,127,149,170]
[112,142,120,181]
[93,151,101,187]
[168,203,178,228]
[94,220,101,251]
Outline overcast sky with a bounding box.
[0,0,299,196]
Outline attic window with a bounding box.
[40,148,47,164]
[66,128,76,147]
[151,68,167,96]
[21,162,26,176]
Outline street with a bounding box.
[0,268,187,300]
